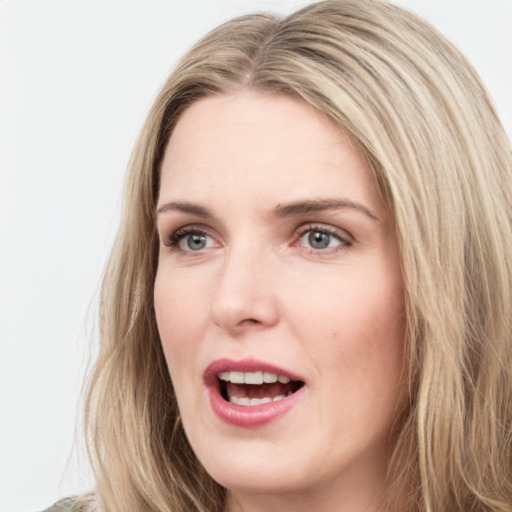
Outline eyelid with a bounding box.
[294,223,353,249]
[162,224,220,252]
[160,221,353,255]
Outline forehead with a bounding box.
[164,91,350,166]
[159,91,383,215]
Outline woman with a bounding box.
[58,0,512,510]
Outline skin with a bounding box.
[154,91,406,512]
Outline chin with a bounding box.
[182,424,316,494]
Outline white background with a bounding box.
[1,1,511,511]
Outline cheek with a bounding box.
[345,288,405,373]
[288,264,404,338]
[338,289,406,410]
[288,267,405,387]
[153,268,209,382]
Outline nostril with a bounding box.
[240,318,260,325]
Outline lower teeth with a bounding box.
[229,392,293,406]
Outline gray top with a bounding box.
[41,498,81,512]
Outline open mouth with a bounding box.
[218,371,305,406]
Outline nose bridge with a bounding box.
[209,239,278,333]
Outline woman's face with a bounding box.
[154,91,406,510]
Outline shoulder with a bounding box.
[41,497,83,512]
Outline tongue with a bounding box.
[226,381,295,399]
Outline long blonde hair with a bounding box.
[84,1,512,511]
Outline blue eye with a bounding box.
[167,228,216,252]
[298,227,348,250]
[181,233,209,251]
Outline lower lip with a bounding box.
[208,386,306,428]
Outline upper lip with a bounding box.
[203,358,305,387]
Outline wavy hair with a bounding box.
[83,1,512,511]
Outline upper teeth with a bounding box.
[218,371,291,385]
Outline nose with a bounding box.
[209,246,279,335]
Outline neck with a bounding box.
[223,469,392,512]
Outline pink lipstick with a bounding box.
[204,358,306,427]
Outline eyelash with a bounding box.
[163,224,353,253]
[295,223,352,252]
[165,226,211,249]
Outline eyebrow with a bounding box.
[156,198,379,222]
[272,198,379,222]
[156,201,213,218]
